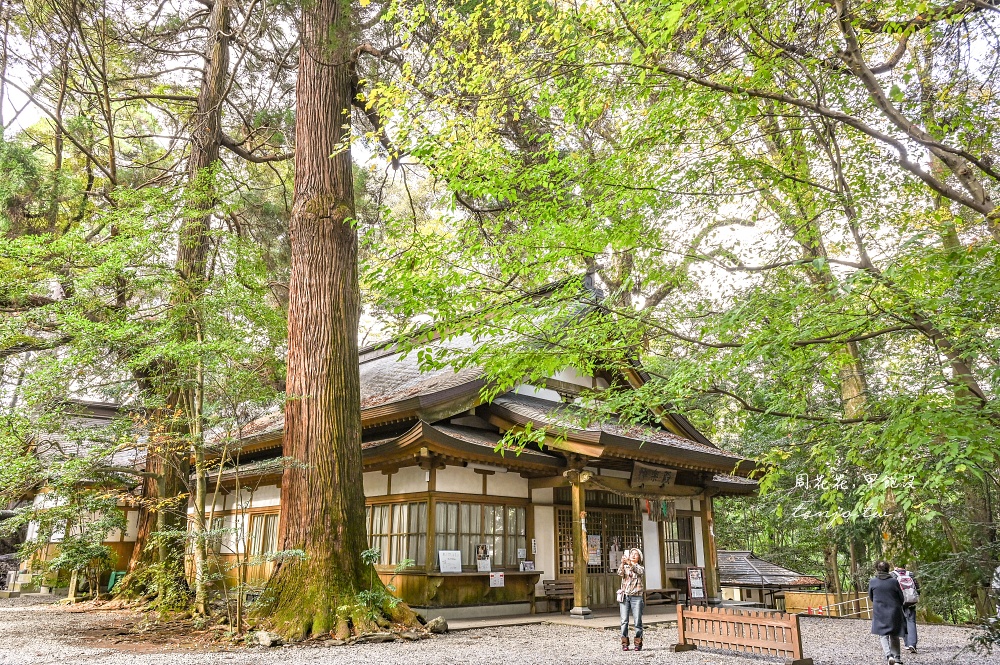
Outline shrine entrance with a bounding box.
[556,489,644,609]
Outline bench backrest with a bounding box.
[677,605,807,660]
[543,580,575,593]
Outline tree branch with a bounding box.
[0,335,73,359]
[792,325,916,346]
[220,134,293,163]
[704,386,887,423]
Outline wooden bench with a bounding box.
[542,579,575,612]
[645,588,681,605]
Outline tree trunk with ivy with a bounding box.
[256,0,417,640]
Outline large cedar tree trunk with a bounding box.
[259,0,416,640]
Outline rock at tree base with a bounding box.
[354,632,395,644]
[426,617,448,634]
[256,631,283,647]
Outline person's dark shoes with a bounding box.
[887,656,896,665]
[633,637,643,652]
[621,636,630,651]
[906,645,916,654]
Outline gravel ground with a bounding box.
[0,595,994,665]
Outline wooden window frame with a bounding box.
[661,513,696,567]
[364,501,428,567]
[427,496,528,571]
[248,511,280,557]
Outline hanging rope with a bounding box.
[585,474,704,520]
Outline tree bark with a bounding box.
[258,0,417,640]
[181,0,230,616]
[119,0,231,608]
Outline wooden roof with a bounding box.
[486,393,754,476]
[361,420,564,476]
[214,323,758,493]
[718,550,824,588]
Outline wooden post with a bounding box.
[671,604,696,652]
[67,569,78,603]
[426,464,437,573]
[701,492,721,604]
[568,470,591,619]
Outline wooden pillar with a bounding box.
[422,452,439,575]
[426,468,437,574]
[568,469,592,618]
[701,492,721,604]
[67,569,78,603]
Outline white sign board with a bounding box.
[687,566,706,600]
[438,550,462,573]
[489,572,505,588]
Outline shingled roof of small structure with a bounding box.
[30,401,145,472]
[717,550,824,588]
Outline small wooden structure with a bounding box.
[672,605,812,665]
[15,401,143,593]
[718,550,824,609]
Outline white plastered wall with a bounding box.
[249,484,281,508]
[222,484,281,511]
[694,515,706,567]
[363,471,388,496]
[598,468,630,479]
[642,512,663,589]
[435,465,482,494]
[124,509,139,542]
[486,472,529,498]
[551,366,593,388]
[533,505,556,595]
[390,466,427,494]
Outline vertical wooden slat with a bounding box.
[677,604,686,644]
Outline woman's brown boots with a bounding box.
[633,637,643,651]
[621,636,630,651]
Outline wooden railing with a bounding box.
[672,605,813,665]
[802,596,872,619]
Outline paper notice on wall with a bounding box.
[489,572,505,587]
[438,550,462,573]
[587,535,602,566]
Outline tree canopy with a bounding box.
[2,0,999,631]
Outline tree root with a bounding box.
[261,599,422,643]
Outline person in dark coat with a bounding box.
[870,560,906,664]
